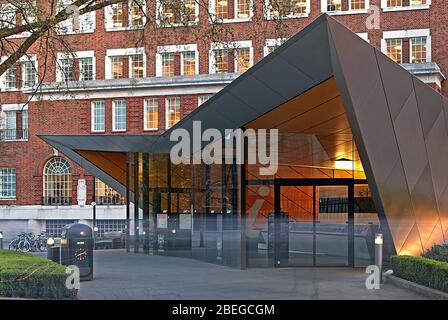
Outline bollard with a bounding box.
[0,231,3,249]
[374,233,383,283]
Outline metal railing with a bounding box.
[95,195,126,205]
[42,196,72,206]
[0,129,29,141]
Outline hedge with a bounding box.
[391,255,448,293]
[0,250,77,299]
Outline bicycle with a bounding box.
[17,232,33,252]
[32,232,48,252]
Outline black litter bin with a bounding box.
[60,223,94,281]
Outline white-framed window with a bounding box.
[0,55,38,90]
[0,1,36,37]
[80,57,94,81]
[166,97,181,129]
[43,157,72,206]
[0,168,16,199]
[56,51,96,82]
[198,95,213,106]
[130,54,145,78]
[112,100,127,132]
[386,38,403,63]
[95,219,127,235]
[129,0,146,26]
[321,0,369,14]
[209,0,254,22]
[23,59,38,88]
[110,56,124,79]
[209,41,253,74]
[156,44,199,77]
[91,101,105,132]
[381,29,431,64]
[3,64,18,90]
[0,3,17,29]
[56,0,96,34]
[157,0,199,26]
[0,104,29,141]
[46,220,78,236]
[381,0,430,12]
[144,98,159,130]
[265,0,310,19]
[105,0,147,31]
[410,36,427,64]
[95,179,126,205]
[106,48,146,79]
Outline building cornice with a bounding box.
[25,73,240,101]
[401,62,446,88]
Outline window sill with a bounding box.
[105,25,145,32]
[0,198,16,201]
[324,9,369,16]
[7,32,32,39]
[57,29,96,36]
[265,13,309,20]
[144,128,159,132]
[1,86,36,92]
[156,21,199,28]
[112,130,127,133]
[91,130,106,134]
[211,17,252,24]
[0,139,28,142]
[382,4,430,12]
[0,88,20,92]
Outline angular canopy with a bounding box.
[40,14,448,256]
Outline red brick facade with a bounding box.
[0,0,447,206]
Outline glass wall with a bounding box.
[243,77,382,267]
[129,152,243,268]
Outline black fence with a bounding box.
[319,197,376,213]
[95,195,126,205]
[42,196,72,206]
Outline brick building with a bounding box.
[0,0,446,241]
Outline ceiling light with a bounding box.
[335,158,353,170]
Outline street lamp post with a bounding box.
[92,201,97,250]
[375,233,384,283]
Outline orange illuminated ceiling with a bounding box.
[75,150,135,192]
[245,77,364,176]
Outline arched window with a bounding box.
[43,157,72,205]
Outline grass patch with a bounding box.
[391,255,448,293]
[0,250,77,299]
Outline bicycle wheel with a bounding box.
[19,240,31,252]
[38,240,47,252]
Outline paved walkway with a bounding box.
[78,250,426,300]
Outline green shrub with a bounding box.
[0,250,77,299]
[391,255,448,293]
[423,244,448,263]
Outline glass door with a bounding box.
[315,186,350,267]
[274,180,353,267]
[279,186,315,267]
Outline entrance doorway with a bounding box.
[272,179,359,267]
